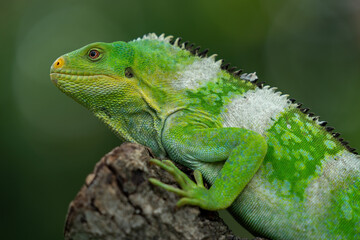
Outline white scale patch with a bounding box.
[236,150,360,239]
[301,150,360,221]
[172,57,221,90]
[222,86,291,135]
[135,33,222,91]
[320,150,360,186]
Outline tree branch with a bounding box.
[64,143,267,240]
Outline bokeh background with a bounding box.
[1,0,360,239]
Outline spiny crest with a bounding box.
[134,33,173,43]
[137,34,260,83]
[288,98,358,154]
[175,40,262,87]
[134,33,358,154]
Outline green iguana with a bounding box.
[50,33,360,239]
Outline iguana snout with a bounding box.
[50,57,65,84]
[52,56,65,69]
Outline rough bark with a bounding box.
[64,143,267,240]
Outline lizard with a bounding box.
[50,33,360,239]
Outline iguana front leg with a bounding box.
[150,111,268,210]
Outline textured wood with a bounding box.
[64,143,267,240]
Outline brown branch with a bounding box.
[64,143,267,240]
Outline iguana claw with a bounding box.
[149,159,213,209]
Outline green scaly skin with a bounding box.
[50,34,360,239]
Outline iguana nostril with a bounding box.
[53,57,65,69]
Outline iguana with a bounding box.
[50,33,360,239]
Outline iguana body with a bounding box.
[50,33,360,239]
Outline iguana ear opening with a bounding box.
[125,67,134,78]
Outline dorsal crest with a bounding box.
[133,33,358,155]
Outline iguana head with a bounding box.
[50,34,196,113]
[50,34,197,155]
[50,41,140,110]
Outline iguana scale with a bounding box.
[50,33,360,239]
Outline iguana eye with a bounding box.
[88,49,100,59]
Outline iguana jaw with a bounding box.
[49,61,123,110]
[50,72,117,85]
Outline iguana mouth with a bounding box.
[50,71,118,85]
[50,72,99,83]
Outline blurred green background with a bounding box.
[1,0,360,239]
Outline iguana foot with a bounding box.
[149,159,218,210]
